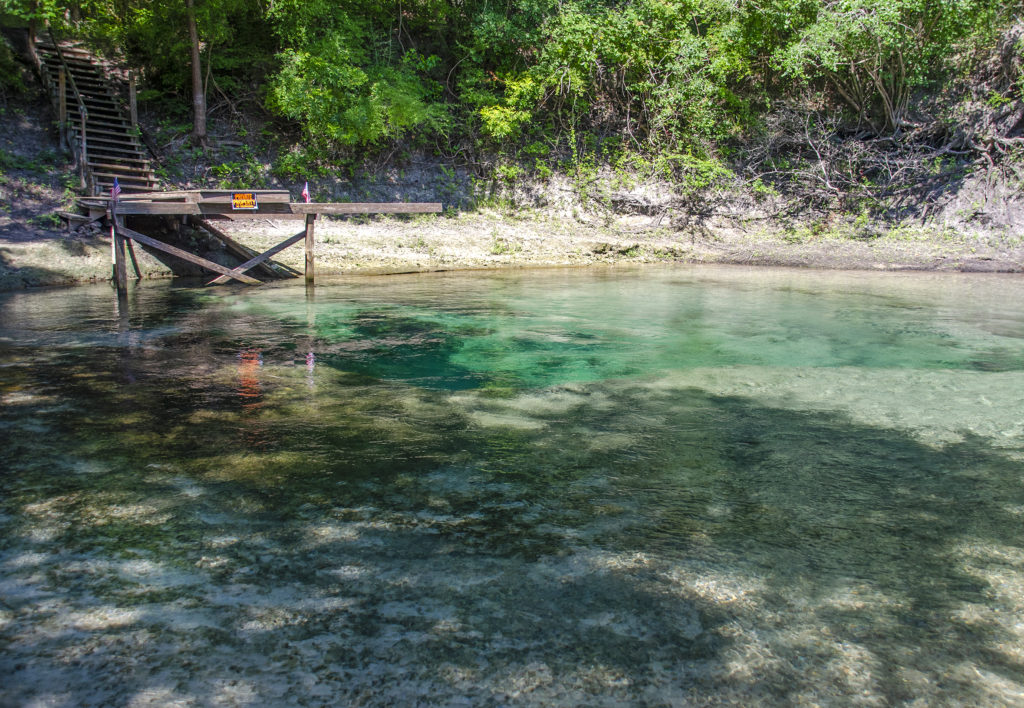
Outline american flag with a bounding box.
[301,181,311,203]
[110,177,121,204]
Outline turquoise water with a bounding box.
[2,265,1023,705]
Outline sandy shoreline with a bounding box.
[2,209,1023,291]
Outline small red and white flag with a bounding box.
[111,177,121,204]
[301,181,311,203]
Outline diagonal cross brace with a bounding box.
[116,222,261,284]
[206,230,307,285]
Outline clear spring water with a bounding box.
[1,265,1023,706]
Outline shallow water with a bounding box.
[2,265,1024,706]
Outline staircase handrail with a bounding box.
[45,29,93,194]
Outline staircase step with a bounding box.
[70,110,128,121]
[67,101,124,116]
[96,174,156,183]
[66,82,106,93]
[62,74,108,86]
[88,144,151,158]
[70,126,141,141]
[91,162,154,173]
[78,134,143,147]
[86,149,152,162]
[96,181,159,192]
[64,83,116,95]
[67,114,131,127]
[68,92,120,105]
[80,109,128,121]
[71,90,119,103]
[68,89,122,102]
[66,75,114,85]
[42,63,102,80]
[68,115,132,129]
[36,42,91,56]
[87,161,156,175]
[94,169,157,181]
[96,177,156,186]
[76,117,131,129]
[54,49,95,60]
[68,102,124,118]
[76,127,140,139]
[92,171,158,182]
[42,54,101,69]
[78,101,125,114]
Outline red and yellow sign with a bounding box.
[231,193,258,210]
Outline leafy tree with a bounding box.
[470,0,753,157]
[122,0,272,141]
[777,0,1002,134]
[265,0,448,155]
[0,0,68,67]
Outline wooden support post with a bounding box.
[304,214,317,285]
[113,216,128,293]
[125,238,143,280]
[129,71,138,129]
[79,107,89,192]
[58,69,67,149]
[108,210,116,278]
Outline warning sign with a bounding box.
[232,193,258,210]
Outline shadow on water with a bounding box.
[2,323,1024,706]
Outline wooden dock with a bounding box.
[79,190,442,290]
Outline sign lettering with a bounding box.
[232,193,258,210]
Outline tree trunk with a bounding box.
[186,0,207,146]
[26,19,40,74]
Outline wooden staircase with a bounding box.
[34,35,158,194]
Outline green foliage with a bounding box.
[17,0,1018,192]
[777,0,1003,132]
[210,146,265,188]
[273,147,328,182]
[28,212,62,228]
[474,0,748,153]
[490,235,521,254]
[269,42,447,149]
[0,0,65,24]
[986,90,1012,109]
[265,0,448,153]
[0,146,61,172]
[494,163,524,184]
[0,36,26,96]
[120,0,273,111]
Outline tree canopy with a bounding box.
[1,0,1017,166]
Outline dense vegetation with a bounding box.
[2,0,1023,212]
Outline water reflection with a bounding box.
[1,266,1023,706]
[237,348,263,407]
